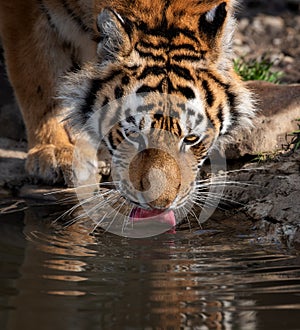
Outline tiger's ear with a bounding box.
[198,2,228,46]
[96,9,132,60]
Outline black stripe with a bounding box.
[136,49,165,62]
[187,108,196,116]
[226,90,237,110]
[177,86,195,99]
[151,113,165,129]
[161,116,167,131]
[137,22,164,37]
[138,64,194,86]
[166,77,174,93]
[137,79,195,99]
[202,80,215,107]
[121,75,130,85]
[172,54,202,62]
[102,97,109,107]
[171,49,207,58]
[114,86,124,99]
[107,131,117,151]
[136,104,155,113]
[80,70,122,118]
[170,44,197,52]
[60,0,93,34]
[204,107,216,129]
[199,69,227,88]
[217,105,224,134]
[200,70,237,111]
[139,40,169,50]
[223,88,238,129]
[115,127,125,140]
[137,23,199,44]
[138,66,166,79]
[136,83,163,94]
[38,0,57,31]
[102,139,113,155]
[69,61,81,73]
[172,28,199,44]
[137,42,204,61]
[153,113,164,121]
[126,116,136,124]
[124,64,139,71]
[80,79,102,117]
[169,64,194,81]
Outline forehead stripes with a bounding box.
[75,2,241,140]
[150,113,183,137]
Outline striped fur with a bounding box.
[0,0,255,212]
[60,0,255,211]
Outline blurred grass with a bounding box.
[285,119,300,151]
[234,57,283,83]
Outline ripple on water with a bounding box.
[0,202,299,330]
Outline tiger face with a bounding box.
[60,0,255,226]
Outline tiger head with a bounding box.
[61,0,255,228]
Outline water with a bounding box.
[0,200,299,330]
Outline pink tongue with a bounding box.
[130,207,176,227]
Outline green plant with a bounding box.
[234,57,283,83]
[284,119,300,152]
[251,151,280,164]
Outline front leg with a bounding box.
[1,4,98,186]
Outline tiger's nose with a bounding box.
[129,148,182,209]
[141,165,181,209]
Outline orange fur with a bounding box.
[0,0,250,197]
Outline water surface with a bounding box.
[0,200,299,330]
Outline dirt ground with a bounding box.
[235,0,300,84]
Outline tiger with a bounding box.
[0,0,255,227]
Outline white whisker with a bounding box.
[101,198,127,233]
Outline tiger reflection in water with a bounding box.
[11,208,255,330]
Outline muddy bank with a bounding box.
[219,151,300,250]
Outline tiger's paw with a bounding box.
[26,143,100,187]
[26,144,76,186]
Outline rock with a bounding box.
[0,137,28,188]
[226,81,300,159]
[222,150,300,248]
[252,15,284,34]
[262,15,285,32]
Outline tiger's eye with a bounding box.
[183,134,200,145]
